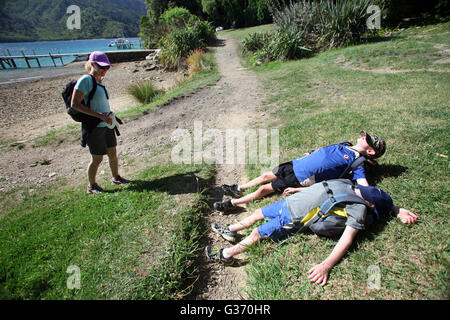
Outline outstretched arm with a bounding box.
[307,225,359,286]
[393,206,418,224]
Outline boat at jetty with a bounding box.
[108,38,134,49]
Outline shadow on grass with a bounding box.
[360,34,401,44]
[366,163,409,186]
[126,170,214,195]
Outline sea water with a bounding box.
[0,37,141,84]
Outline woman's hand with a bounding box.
[99,113,113,125]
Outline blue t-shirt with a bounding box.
[291,145,365,185]
[74,75,110,127]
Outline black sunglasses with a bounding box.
[95,63,110,70]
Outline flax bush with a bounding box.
[269,0,373,51]
[245,0,373,62]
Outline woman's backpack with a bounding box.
[61,75,97,122]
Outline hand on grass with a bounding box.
[307,262,332,286]
[396,208,418,224]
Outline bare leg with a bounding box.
[239,171,277,190]
[88,154,103,185]
[107,146,119,179]
[233,183,275,206]
[223,228,262,257]
[229,209,265,232]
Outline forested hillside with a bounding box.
[0,0,146,42]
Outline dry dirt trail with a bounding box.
[0,34,267,299]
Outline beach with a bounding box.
[0,60,184,141]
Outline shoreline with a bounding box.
[0,62,86,86]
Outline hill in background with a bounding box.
[0,0,147,42]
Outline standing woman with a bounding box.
[71,51,129,194]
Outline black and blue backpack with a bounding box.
[61,74,109,123]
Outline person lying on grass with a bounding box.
[206,179,418,286]
[214,130,386,212]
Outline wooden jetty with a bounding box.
[0,49,153,70]
[0,51,79,69]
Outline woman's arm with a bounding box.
[71,89,112,124]
[307,225,359,286]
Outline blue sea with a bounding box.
[0,37,142,84]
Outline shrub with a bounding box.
[319,0,372,49]
[242,31,273,54]
[269,27,312,60]
[141,6,216,68]
[268,0,373,52]
[159,21,216,69]
[186,49,206,78]
[127,80,162,104]
[160,7,195,31]
[242,28,312,62]
[159,28,202,69]
[191,20,217,46]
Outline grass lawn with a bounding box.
[224,22,449,299]
[0,162,214,299]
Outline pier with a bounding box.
[0,50,74,69]
[0,49,154,69]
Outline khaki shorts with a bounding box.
[86,127,117,155]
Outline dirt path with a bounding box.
[192,35,265,300]
[0,35,266,299]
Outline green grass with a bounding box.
[226,22,450,300]
[340,24,450,71]
[0,163,214,299]
[219,24,276,43]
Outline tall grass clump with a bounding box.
[127,80,163,105]
[270,0,373,50]
[243,0,374,62]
